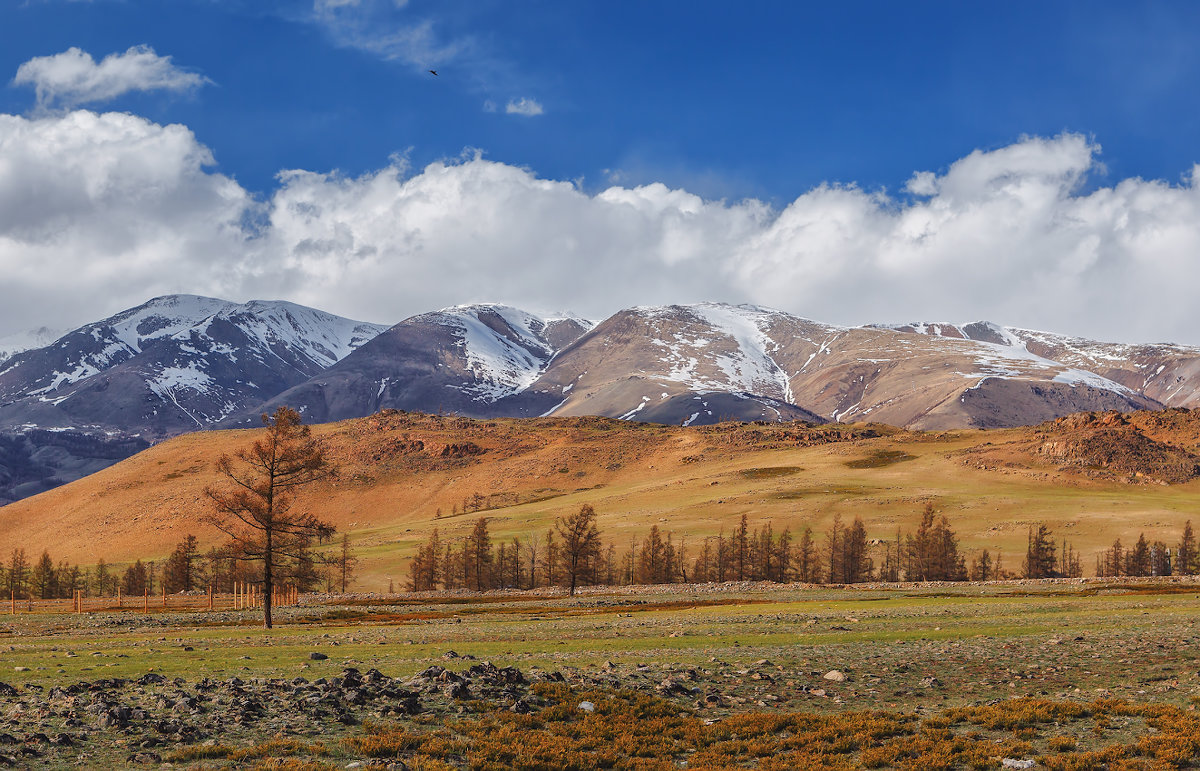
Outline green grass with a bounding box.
[4,582,1200,704]
[5,581,1200,768]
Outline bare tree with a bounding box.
[204,406,334,629]
[524,532,541,590]
[556,504,602,596]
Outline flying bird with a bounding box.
[428,69,438,76]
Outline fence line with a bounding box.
[7,584,304,615]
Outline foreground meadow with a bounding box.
[1,580,1199,768]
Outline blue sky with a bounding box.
[5,1,1199,201]
[2,1,1200,343]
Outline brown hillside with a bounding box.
[0,411,889,565]
[3,408,1199,587]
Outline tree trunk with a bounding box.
[263,531,274,629]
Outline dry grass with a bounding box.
[180,687,1200,769]
[2,410,1199,588]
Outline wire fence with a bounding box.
[5,583,304,615]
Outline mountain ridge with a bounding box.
[2,294,1199,504]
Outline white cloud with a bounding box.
[505,97,543,117]
[311,0,468,70]
[12,46,210,110]
[2,117,1200,346]
[0,110,252,331]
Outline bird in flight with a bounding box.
[428,70,438,76]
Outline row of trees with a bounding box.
[408,503,1094,593]
[1,533,357,601]
[1095,521,1199,577]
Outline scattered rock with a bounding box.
[578,701,595,713]
[823,670,846,682]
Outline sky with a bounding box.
[2,1,1200,344]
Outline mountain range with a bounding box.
[1,294,1197,504]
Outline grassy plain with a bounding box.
[2,581,1200,767]
[6,582,1200,700]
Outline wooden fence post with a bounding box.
[9,590,13,615]
[208,585,213,611]
[144,589,148,612]
[117,587,122,608]
[163,586,167,608]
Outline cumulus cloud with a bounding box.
[505,97,543,116]
[2,116,1200,346]
[725,133,1200,343]
[13,46,211,110]
[0,110,252,331]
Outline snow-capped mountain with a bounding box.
[0,295,388,434]
[0,295,234,401]
[526,304,827,425]
[232,304,594,425]
[3,295,1200,505]
[871,320,1200,423]
[242,301,1187,432]
[0,296,387,504]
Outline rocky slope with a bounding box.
[960,408,1200,484]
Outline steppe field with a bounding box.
[3,410,1200,768]
[2,581,1200,768]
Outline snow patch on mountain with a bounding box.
[544,311,596,330]
[105,295,235,353]
[635,303,795,402]
[435,304,559,401]
[890,320,1142,396]
[223,301,388,369]
[689,303,796,402]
